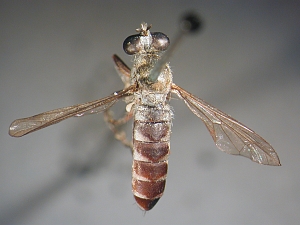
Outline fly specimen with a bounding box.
[9,13,281,211]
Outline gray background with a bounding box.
[1,1,299,224]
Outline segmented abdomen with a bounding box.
[132,104,172,211]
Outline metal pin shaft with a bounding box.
[148,12,202,83]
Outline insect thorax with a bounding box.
[131,53,173,107]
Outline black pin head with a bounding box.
[180,12,203,34]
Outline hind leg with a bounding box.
[105,54,133,151]
[104,109,133,153]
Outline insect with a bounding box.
[9,13,280,211]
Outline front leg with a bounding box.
[113,54,131,88]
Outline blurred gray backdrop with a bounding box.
[1,1,300,225]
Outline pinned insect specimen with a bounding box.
[9,13,280,211]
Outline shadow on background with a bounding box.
[1,126,120,225]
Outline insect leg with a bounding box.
[108,55,134,151]
[112,54,131,88]
[104,108,133,152]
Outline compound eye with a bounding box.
[151,32,170,51]
[123,35,143,55]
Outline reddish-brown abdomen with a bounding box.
[132,105,172,211]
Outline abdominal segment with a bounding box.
[132,105,172,210]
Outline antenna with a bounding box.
[148,12,203,83]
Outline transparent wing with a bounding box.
[9,85,136,137]
[171,83,280,166]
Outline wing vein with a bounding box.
[171,83,280,166]
[9,85,136,137]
